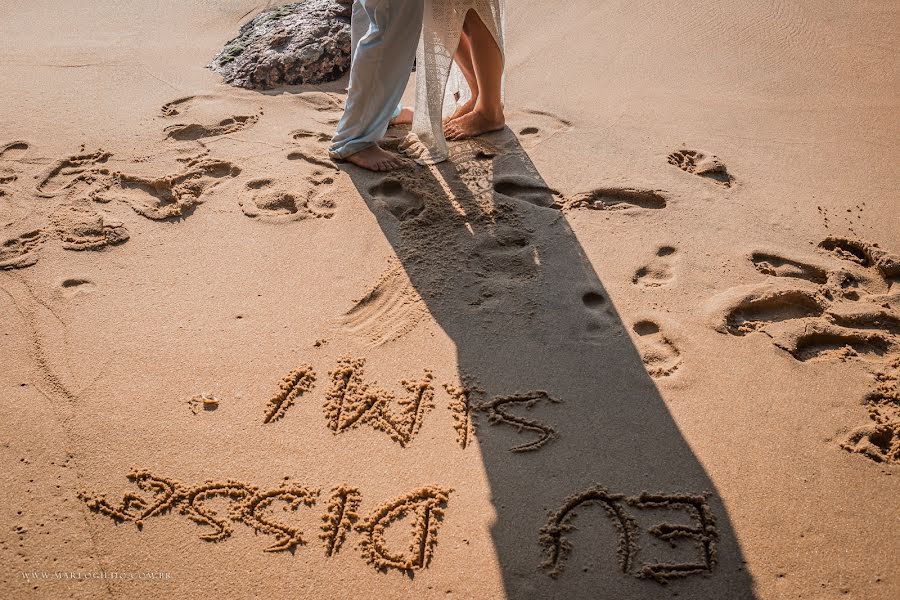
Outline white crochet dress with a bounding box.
[403,0,506,164]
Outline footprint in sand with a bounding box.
[581,290,615,338]
[287,148,336,171]
[632,246,678,288]
[506,109,573,150]
[564,187,668,212]
[842,356,900,465]
[290,128,332,144]
[0,140,29,161]
[49,203,129,251]
[58,277,97,298]
[239,173,335,223]
[295,91,344,113]
[0,229,45,270]
[818,237,900,281]
[294,92,344,126]
[751,251,829,284]
[368,178,426,222]
[492,175,559,209]
[472,226,539,284]
[340,263,427,347]
[719,285,826,336]
[0,141,30,190]
[667,149,733,187]
[632,319,682,379]
[160,95,214,117]
[288,128,336,169]
[708,240,900,464]
[94,158,241,220]
[164,115,259,141]
[36,150,111,198]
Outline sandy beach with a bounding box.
[1,1,898,598]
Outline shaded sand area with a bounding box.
[1,1,898,598]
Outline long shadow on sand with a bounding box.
[342,130,756,599]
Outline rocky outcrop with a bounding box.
[210,0,352,89]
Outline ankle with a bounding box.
[474,103,504,122]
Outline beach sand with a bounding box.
[1,1,898,598]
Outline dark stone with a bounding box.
[210,0,352,90]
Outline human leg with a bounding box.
[444,8,505,140]
[445,24,479,124]
[329,0,423,169]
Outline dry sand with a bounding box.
[1,1,898,598]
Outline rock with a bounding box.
[188,393,220,414]
[210,0,351,90]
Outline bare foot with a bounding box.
[344,144,406,172]
[443,97,478,126]
[391,106,414,126]
[444,108,505,140]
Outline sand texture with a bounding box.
[1,1,898,598]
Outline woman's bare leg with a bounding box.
[445,25,479,124]
[392,24,477,128]
[445,9,505,140]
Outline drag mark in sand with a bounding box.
[540,485,718,584]
[81,472,452,570]
[477,391,561,452]
[340,263,428,347]
[263,364,316,423]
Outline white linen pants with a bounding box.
[329,0,423,159]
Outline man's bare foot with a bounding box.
[344,144,406,172]
[391,106,414,126]
[443,97,478,126]
[444,108,505,140]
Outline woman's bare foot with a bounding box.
[444,108,505,140]
[443,97,478,126]
[344,144,406,171]
[391,106,414,126]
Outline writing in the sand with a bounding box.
[79,357,720,581]
[79,470,450,573]
[80,471,720,582]
[262,356,562,453]
[540,485,719,583]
